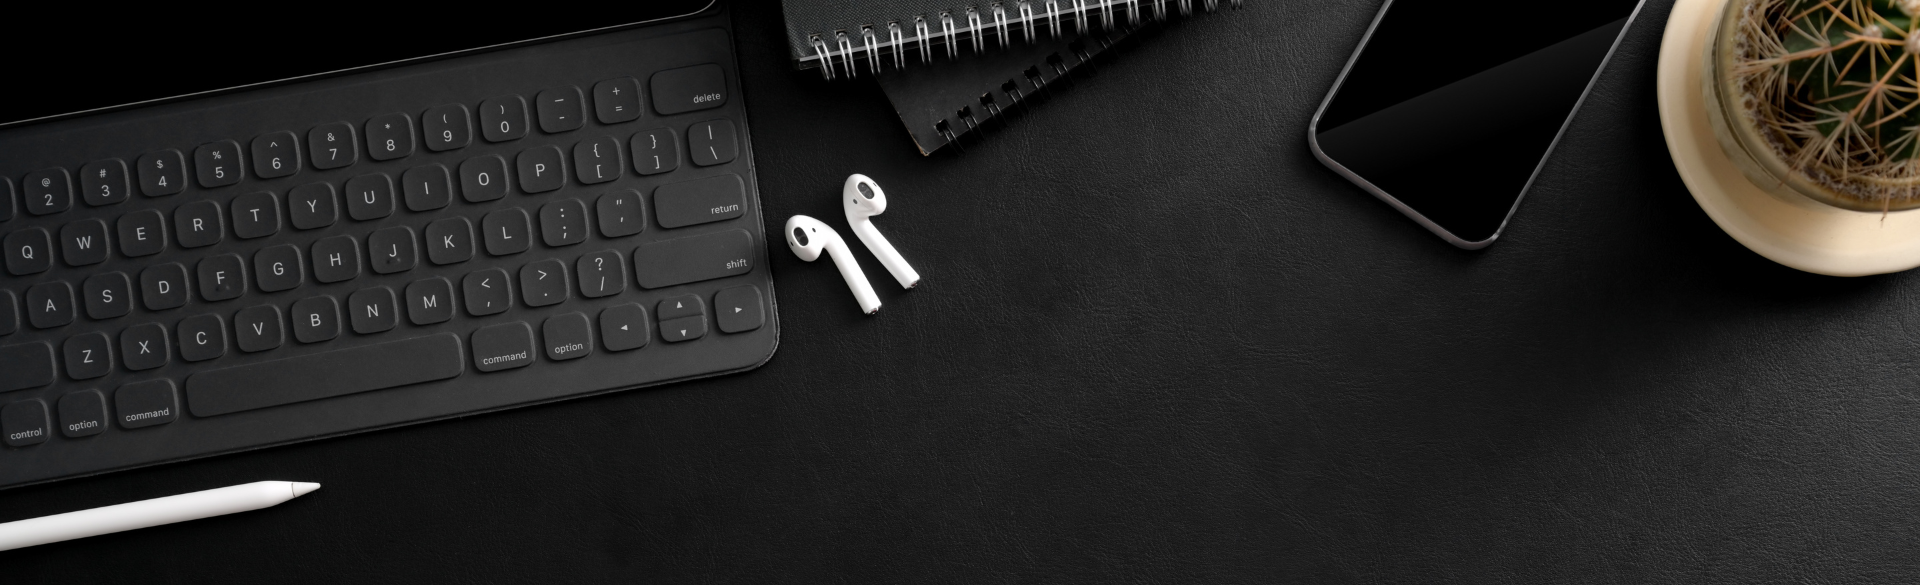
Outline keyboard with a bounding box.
[0,12,777,489]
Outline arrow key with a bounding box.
[657,294,703,321]
[714,285,764,334]
[599,303,649,351]
[660,315,705,343]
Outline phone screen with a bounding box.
[0,1,712,127]
[1311,0,1645,246]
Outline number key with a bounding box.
[137,150,187,197]
[194,140,244,188]
[422,104,471,152]
[251,131,301,179]
[365,113,415,161]
[23,168,73,215]
[308,122,359,170]
[480,95,528,142]
[79,159,129,206]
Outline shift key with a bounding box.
[633,229,753,289]
[654,174,744,228]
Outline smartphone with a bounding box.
[1308,1,1647,249]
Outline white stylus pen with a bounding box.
[0,480,319,551]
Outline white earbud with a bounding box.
[785,215,881,315]
[843,174,921,289]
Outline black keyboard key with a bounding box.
[345,173,396,221]
[60,218,110,266]
[463,268,512,316]
[651,64,727,115]
[235,304,284,353]
[197,253,247,302]
[425,217,475,265]
[516,146,566,194]
[480,95,529,142]
[688,120,739,167]
[5,227,52,274]
[539,198,588,247]
[366,112,415,161]
[120,323,170,371]
[459,155,510,203]
[288,182,338,230]
[254,244,305,292]
[349,286,398,335]
[369,226,417,275]
[80,158,130,206]
[402,164,453,212]
[0,290,16,335]
[139,263,190,311]
[194,140,244,188]
[599,304,649,351]
[654,174,745,229]
[311,235,362,283]
[24,168,73,217]
[423,104,472,152]
[577,250,625,299]
[291,295,341,343]
[472,322,534,372]
[26,282,74,329]
[482,208,531,256]
[593,77,642,124]
[572,136,622,184]
[406,277,455,325]
[0,176,12,220]
[542,312,592,361]
[138,149,187,197]
[174,200,225,248]
[633,228,753,289]
[309,122,359,170]
[660,316,706,343]
[58,390,107,438]
[231,191,281,239]
[178,313,227,362]
[537,86,585,133]
[596,189,646,238]
[116,379,178,429]
[715,285,766,334]
[117,209,167,257]
[63,332,112,380]
[631,128,679,176]
[0,342,56,391]
[251,131,301,179]
[519,259,568,307]
[82,272,132,320]
[185,333,465,417]
[24,168,74,217]
[658,294,703,321]
[2,400,50,447]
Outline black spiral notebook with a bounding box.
[781,0,1239,154]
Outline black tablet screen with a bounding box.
[1312,1,1643,243]
[0,1,712,126]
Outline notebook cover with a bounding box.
[781,0,958,65]
[876,27,1133,155]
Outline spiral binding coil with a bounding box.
[803,0,1240,80]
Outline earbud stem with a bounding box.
[825,239,883,315]
[848,219,920,289]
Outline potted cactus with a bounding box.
[1707,0,1920,212]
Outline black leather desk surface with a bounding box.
[7,1,1915,581]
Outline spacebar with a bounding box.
[185,333,465,417]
